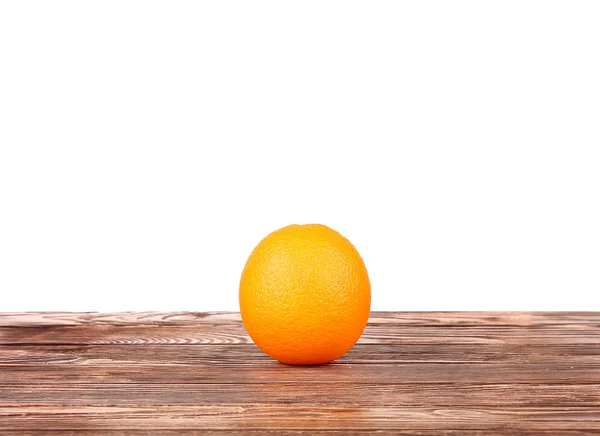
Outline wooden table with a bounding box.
[1,312,599,434]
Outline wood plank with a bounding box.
[0,405,599,431]
[1,383,599,408]
[1,361,599,385]
[1,311,599,327]
[0,324,252,345]
[368,312,600,327]
[1,343,600,366]
[2,431,598,436]
[2,324,599,346]
[0,312,242,327]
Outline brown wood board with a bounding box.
[1,312,599,434]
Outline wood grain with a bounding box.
[1,405,600,431]
[2,343,600,365]
[1,311,598,327]
[2,432,599,436]
[1,383,599,407]
[2,325,599,346]
[1,312,599,434]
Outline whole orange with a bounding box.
[239,224,371,365]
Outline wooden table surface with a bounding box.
[1,312,599,435]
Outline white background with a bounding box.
[1,1,599,312]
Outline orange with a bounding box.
[239,224,371,365]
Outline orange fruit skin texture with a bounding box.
[239,224,371,365]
